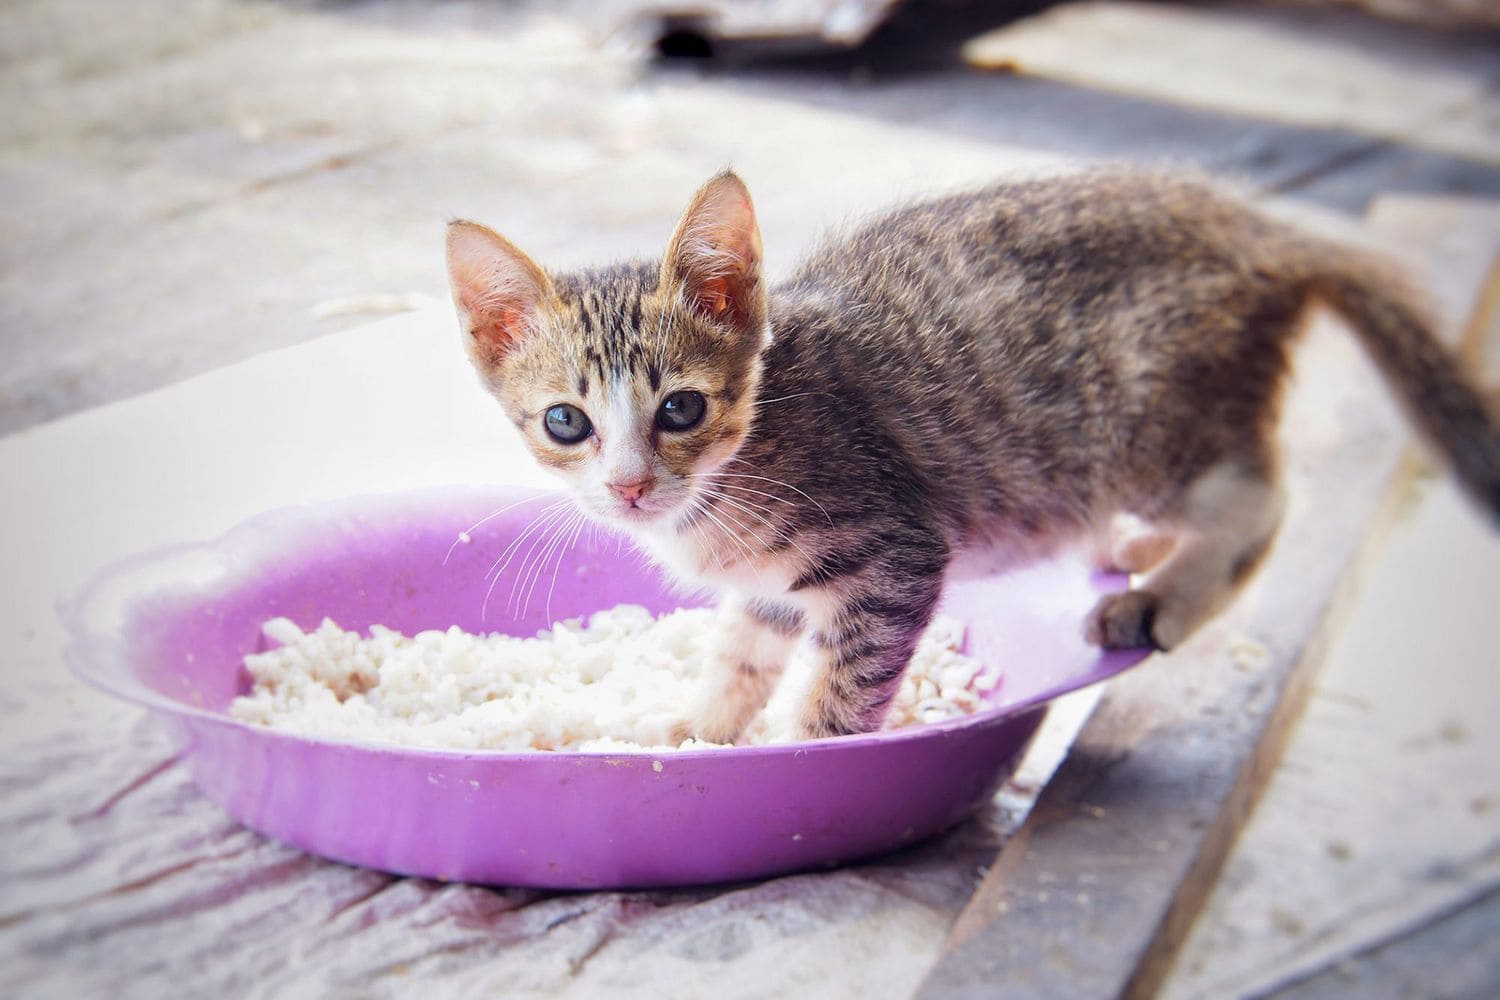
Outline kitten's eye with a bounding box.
[657,390,706,432]
[544,404,592,444]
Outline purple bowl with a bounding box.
[61,486,1148,889]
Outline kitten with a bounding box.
[445,168,1500,742]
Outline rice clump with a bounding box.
[229,604,1000,752]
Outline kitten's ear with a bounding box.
[661,171,766,333]
[446,220,553,364]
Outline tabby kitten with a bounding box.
[445,168,1500,742]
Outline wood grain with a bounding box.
[916,197,1497,1000]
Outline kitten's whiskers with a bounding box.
[696,485,817,566]
[481,501,571,621]
[541,510,590,624]
[696,477,795,508]
[691,496,765,582]
[521,507,585,622]
[444,492,553,566]
[750,391,836,409]
[507,504,576,618]
[700,462,834,524]
[483,499,570,583]
[681,496,728,573]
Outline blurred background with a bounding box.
[2,0,1496,435]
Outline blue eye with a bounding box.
[657,390,706,431]
[544,404,592,444]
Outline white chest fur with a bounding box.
[630,520,799,601]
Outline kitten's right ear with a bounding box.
[445,220,553,365]
[661,171,765,335]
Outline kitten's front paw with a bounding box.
[795,717,853,742]
[795,700,878,742]
[1085,590,1164,650]
[669,707,748,747]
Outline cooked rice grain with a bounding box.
[230,604,998,751]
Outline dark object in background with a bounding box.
[627,0,1498,63]
[620,0,909,59]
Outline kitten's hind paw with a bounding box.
[1085,590,1164,650]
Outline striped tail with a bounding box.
[1303,245,1500,522]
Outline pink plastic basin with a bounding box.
[61,486,1148,889]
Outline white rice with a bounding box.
[229,604,999,752]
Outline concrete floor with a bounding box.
[2,0,1497,995]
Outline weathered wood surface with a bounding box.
[918,196,1499,999]
[1259,885,1500,999]
[962,1,1500,166]
[1164,199,1500,998]
[6,0,1498,437]
[1286,0,1500,30]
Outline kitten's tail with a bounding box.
[1299,244,1500,522]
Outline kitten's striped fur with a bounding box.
[447,168,1500,741]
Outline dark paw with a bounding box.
[1085,590,1163,650]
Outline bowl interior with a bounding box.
[64,486,1145,735]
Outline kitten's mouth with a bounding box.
[598,483,686,527]
[611,499,672,525]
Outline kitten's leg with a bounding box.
[798,560,947,739]
[1087,463,1284,650]
[1097,512,1178,574]
[677,598,806,745]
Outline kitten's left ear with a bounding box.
[661,171,766,336]
[446,220,554,367]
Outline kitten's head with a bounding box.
[445,171,769,530]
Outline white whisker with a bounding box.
[684,496,728,573]
[700,489,796,533]
[544,511,590,624]
[698,467,834,524]
[691,476,796,508]
[483,499,570,583]
[695,486,791,531]
[696,487,817,565]
[523,508,586,622]
[751,391,836,408]
[515,513,566,620]
[508,505,575,618]
[444,492,553,566]
[694,498,762,581]
[482,502,571,621]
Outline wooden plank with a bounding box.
[0,0,1062,436]
[961,1,1500,166]
[1278,0,1500,32]
[1260,887,1500,999]
[915,198,1498,999]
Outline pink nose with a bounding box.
[608,477,654,503]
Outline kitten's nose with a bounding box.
[608,477,655,503]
